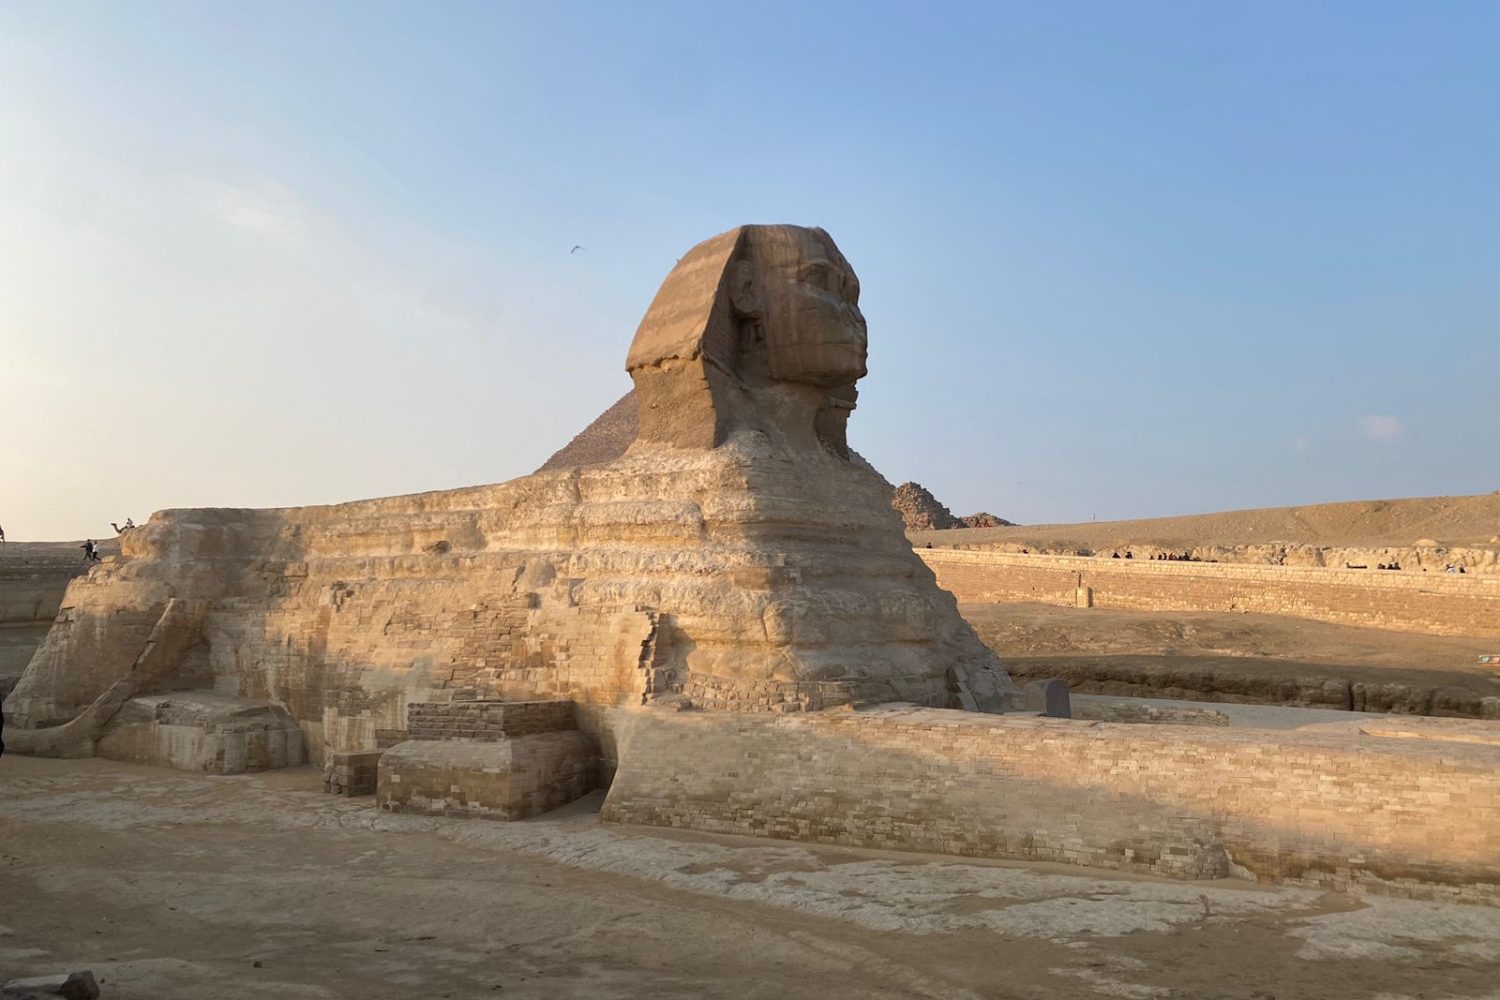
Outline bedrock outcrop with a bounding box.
[4,224,1014,765]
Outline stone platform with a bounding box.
[602,704,1500,902]
[377,733,598,820]
[94,691,305,774]
[376,698,598,819]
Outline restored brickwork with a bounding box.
[378,732,598,820]
[324,750,384,795]
[195,575,660,765]
[920,549,1500,638]
[406,699,575,741]
[603,706,1500,902]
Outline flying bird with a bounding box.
[570,245,587,254]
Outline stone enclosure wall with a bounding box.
[0,543,98,697]
[0,556,79,627]
[603,706,1500,902]
[920,549,1500,638]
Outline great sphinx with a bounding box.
[4,225,1016,768]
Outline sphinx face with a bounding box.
[751,228,868,388]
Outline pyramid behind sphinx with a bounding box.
[536,390,638,473]
[537,389,636,473]
[4,224,1016,767]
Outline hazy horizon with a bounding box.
[4,3,1497,541]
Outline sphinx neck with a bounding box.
[746,382,843,459]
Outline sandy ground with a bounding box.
[963,603,1500,710]
[3,756,1500,1000]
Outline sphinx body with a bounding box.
[4,225,1015,767]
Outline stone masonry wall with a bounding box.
[919,549,1500,638]
[0,544,99,696]
[379,733,598,820]
[0,562,78,626]
[602,706,1500,902]
[405,700,576,742]
[325,750,384,796]
[200,573,658,766]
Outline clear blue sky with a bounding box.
[3,2,1496,539]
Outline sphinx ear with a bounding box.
[728,260,763,319]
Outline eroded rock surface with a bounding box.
[3,225,1014,766]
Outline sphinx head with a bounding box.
[625,225,867,455]
[729,226,867,387]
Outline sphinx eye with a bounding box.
[800,261,834,290]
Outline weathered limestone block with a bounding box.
[602,706,1500,900]
[3,225,1015,769]
[3,599,210,759]
[1,971,100,1000]
[377,733,598,820]
[1021,678,1071,718]
[94,692,305,774]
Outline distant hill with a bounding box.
[911,494,1500,551]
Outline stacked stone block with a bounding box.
[405,699,575,741]
[324,750,384,796]
[94,692,306,775]
[378,733,598,821]
[376,698,598,820]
